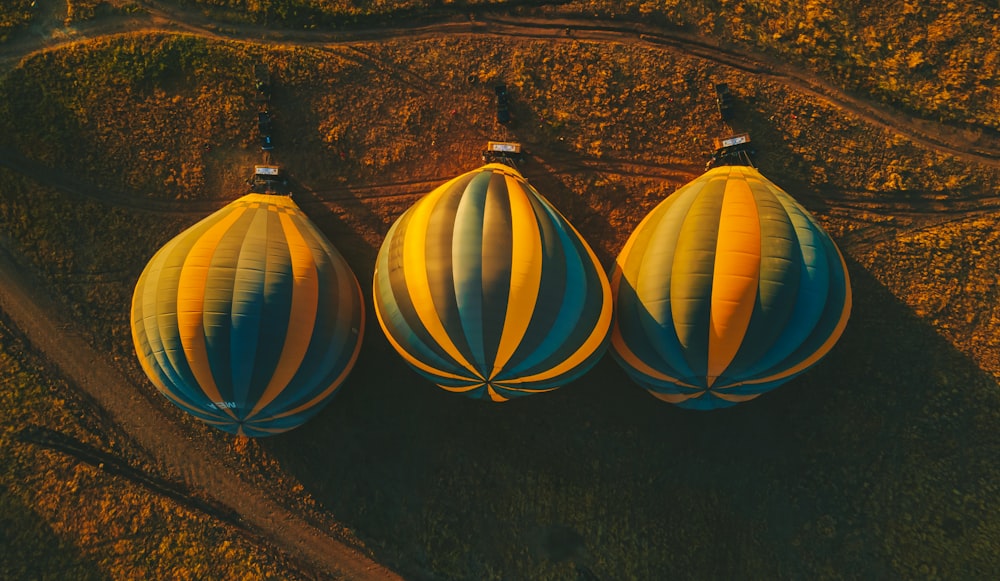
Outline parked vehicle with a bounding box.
[495,84,510,124]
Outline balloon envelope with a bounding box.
[131,194,364,436]
[374,163,612,401]
[611,166,851,409]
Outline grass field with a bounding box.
[0,307,310,580]
[0,4,999,579]
[168,0,1000,131]
[0,1,34,42]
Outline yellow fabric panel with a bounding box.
[746,245,853,385]
[241,424,289,435]
[200,416,242,429]
[711,390,762,403]
[248,210,319,419]
[706,173,761,386]
[610,196,695,386]
[240,193,298,209]
[175,206,248,420]
[269,275,366,420]
[134,345,170,393]
[614,201,662,288]
[438,382,487,393]
[490,382,559,394]
[136,233,186,388]
[131,271,171,396]
[402,183,482,379]
[486,385,509,402]
[609,305,700,388]
[481,162,523,178]
[648,389,704,404]
[504,209,612,385]
[668,173,726,352]
[490,174,543,378]
[372,283,476,383]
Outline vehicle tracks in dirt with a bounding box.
[4,0,999,169]
[0,239,404,579]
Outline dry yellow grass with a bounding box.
[0,311,310,580]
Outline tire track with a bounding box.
[16,425,246,530]
[3,1,998,169]
[4,138,995,227]
[0,241,403,580]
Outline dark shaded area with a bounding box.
[172,0,576,30]
[0,486,109,581]
[265,257,1000,579]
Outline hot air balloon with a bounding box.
[373,163,612,401]
[611,165,851,410]
[131,193,364,436]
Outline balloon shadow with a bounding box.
[263,233,1000,578]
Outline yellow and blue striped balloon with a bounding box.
[131,194,364,436]
[611,166,851,410]
[374,164,612,401]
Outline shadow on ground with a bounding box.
[0,484,109,580]
[266,254,1000,579]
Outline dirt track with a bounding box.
[1,0,998,577]
[5,0,999,169]
[0,241,403,578]
[4,0,998,223]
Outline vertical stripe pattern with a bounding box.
[131,194,365,436]
[373,164,612,401]
[610,166,851,410]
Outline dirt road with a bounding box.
[5,0,997,168]
[0,246,403,579]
